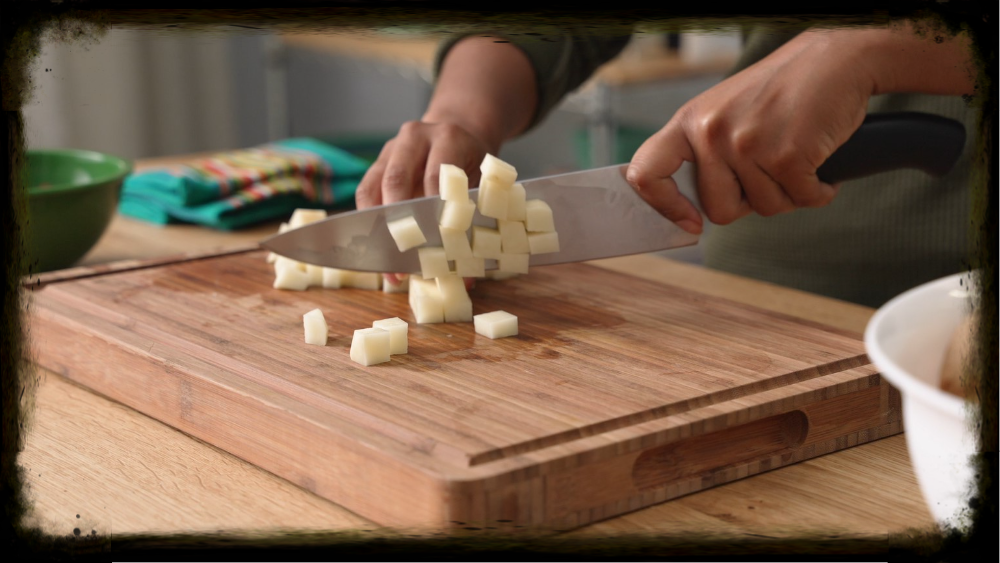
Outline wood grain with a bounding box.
[30,250,905,529]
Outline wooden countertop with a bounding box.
[18,156,934,540]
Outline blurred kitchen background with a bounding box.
[23,27,743,264]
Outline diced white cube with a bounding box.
[498,220,530,254]
[528,231,560,255]
[350,327,391,366]
[480,154,518,186]
[409,276,437,311]
[411,294,445,324]
[305,264,324,287]
[525,200,555,232]
[267,222,292,263]
[274,266,310,291]
[440,226,473,260]
[436,273,467,300]
[439,200,477,231]
[382,275,410,294]
[454,257,486,278]
[387,216,427,252]
[418,247,451,279]
[372,317,408,354]
[474,310,518,339]
[439,164,469,201]
[274,256,307,274]
[471,227,502,260]
[289,208,327,229]
[348,272,382,290]
[322,267,349,289]
[507,183,527,221]
[303,309,328,346]
[476,178,509,220]
[498,253,530,274]
[444,296,473,323]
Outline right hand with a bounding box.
[355,120,494,210]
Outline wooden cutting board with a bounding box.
[29,248,901,530]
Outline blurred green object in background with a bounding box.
[25,149,132,273]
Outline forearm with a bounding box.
[422,37,538,153]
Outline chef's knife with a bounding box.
[261,112,965,273]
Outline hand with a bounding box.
[626,23,975,234]
[355,120,494,209]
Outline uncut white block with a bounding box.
[289,208,327,229]
[305,264,324,287]
[439,200,477,231]
[274,266,310,291]
[418,247,451,279]
[455,257,486,278]
[322,267,349,289]
[498,253,530,275]
[498,220,530,254]
[477,178,509,220]
[479,154,518,186]
[439,164,469,202]
[528,231,560,255]
[525,200,555,233]
[507,183,527,221]
[471,227,502,260]
[349,272,382,290]
[266,222,292,263]
[387,216,427,252]
[474,310,518,339]
[382,275,410,294]
[350,327,391,366]
[303,309,328,346]
[372,317,408,355]
[440,226,473,260]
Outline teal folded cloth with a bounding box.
[119,138,371,230]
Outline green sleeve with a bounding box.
[433,31,632,132]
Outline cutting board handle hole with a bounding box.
[632,410,810,490]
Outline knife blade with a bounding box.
[261,111,965,273]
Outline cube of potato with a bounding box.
[439,200,477,231]
[525,200,555,232]
[266,222,292,263]
[507,183,527,221]
[454,257,486,278]
[387,216,427,252]
[440,226,473,260]
[322,267,349,289]
[418,247,451,279]
[498,220,530,254]
[436,274,474,322]
[274,266,310,291]
[439,164,469,201]
[411,294,445,324]
[471,227,502,260]
[382,274,410,294]
[474,310,518,339]
[350,327,391,366]
[274,256,307,274]
[444,296,473,323]
[303,309,328,346]
[348,272,382,290]
[480,154,518,186]
[305,264,324,287]
[498,253,530,275]
[372,317,408,354]
[289,208,327,229]
[408,275,436,310]
[527,231,560,255]
[477,178,509,220]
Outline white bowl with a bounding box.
[864,272,978,530]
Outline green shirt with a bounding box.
[434,28,976,308]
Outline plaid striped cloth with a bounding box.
[119,138,371,230]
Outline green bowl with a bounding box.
[25,149,132,273]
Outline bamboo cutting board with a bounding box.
[29,249,901,530]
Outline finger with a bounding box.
[771,165,840,209]
[736,161,796,217]
[356,159,387,209]
[690,146,751,226]
[382,128,431,204]
[424,138,475,199]
[626,123,703,234]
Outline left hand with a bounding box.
[625,28,882,234]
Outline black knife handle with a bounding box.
[817,111,966,184]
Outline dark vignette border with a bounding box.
[2,1,995,561]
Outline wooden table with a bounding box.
[18,156,935,541]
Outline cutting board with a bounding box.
[29,248,901,530]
